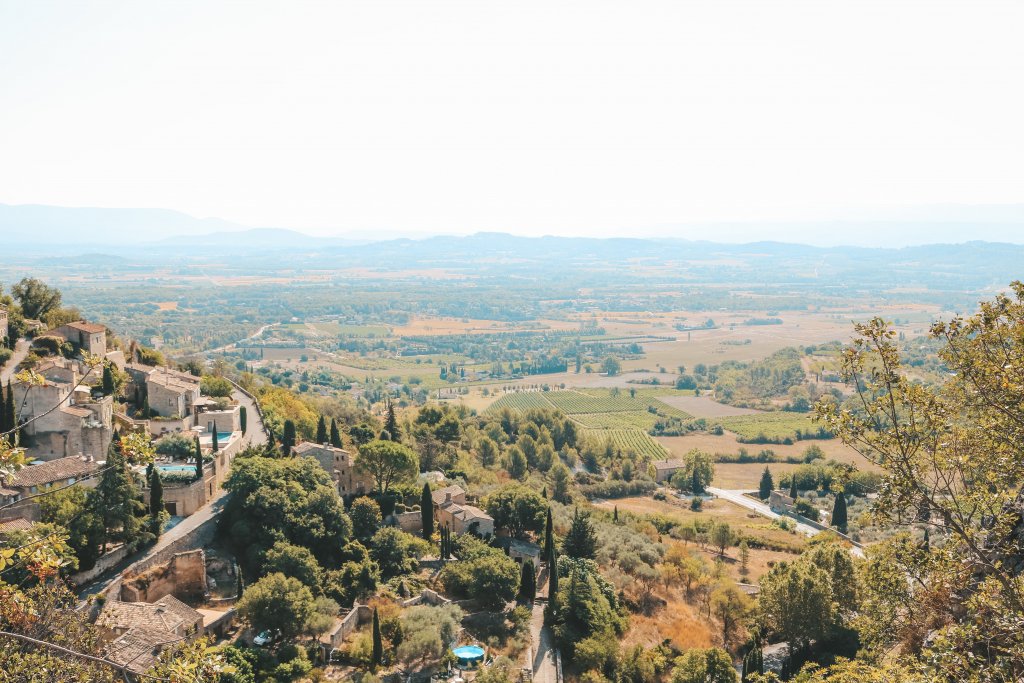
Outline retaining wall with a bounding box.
[69,544,133,587]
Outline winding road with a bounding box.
[78,386,267,600]
[0,338,30,384]
[707,486,865,558]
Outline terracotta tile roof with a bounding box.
[60,405,92,418]
[105,626,181,673]
[96,595,202,634]
[9,456,99,489]
[452,504,492,522]
[0,518,34,535]
[652,458,686,471]
[65,321,106,334]
[431,485,465,505]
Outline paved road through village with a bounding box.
[78,387,267,600]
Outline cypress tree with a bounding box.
[281,419,296,455]
[519,559,536,603]
[548,546,558,599]
[194,436,204,481]
[831,490,848,533]
[923,527,930,550]
[613,505,618,523]
[4,379,16,435]
[0,382,8,434]
[211,427,219,453]
[149,467,164,536]
[102,364,115,396]
[384,401,398,442]
[692,467,702,495]
[759,466,774,500]
[240,405,247,435]
[420,483,434,540]
[316,415,327,444]
[789,474,798,500]
[371,607,383,668]
[330,418,342,448]
[543,508,554,558]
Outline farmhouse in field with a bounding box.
[652,458,687,483]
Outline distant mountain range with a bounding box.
[3,202,1024,253]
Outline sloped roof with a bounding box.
[651,458,686,471]
[60,405,92,418]
[65,321,106,334]
[9,456,98,489]
[97,595,202,634]
[431,485,465,505]
[105,626,181,673]
[0,518,34,535]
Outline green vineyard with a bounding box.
[544,390,653,414]
[569,411,659,430]
[484,391,557,414]
[713,411,825,441]
[581,428,669,460]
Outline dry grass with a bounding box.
[657,395,762,417]
[711,462,807,490]
[625,595,714,651]
[592,495,807,555]
[656,433,882,472]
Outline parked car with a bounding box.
[253,629,279,646]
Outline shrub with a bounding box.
[580,479,656,499]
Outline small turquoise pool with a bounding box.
[203,432,233,442]
[452,645,485,667]
[157,464,196,474]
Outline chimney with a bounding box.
[445,492,452,503]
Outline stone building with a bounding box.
[432,485,494,536]
[12,365,113,461]
[0,455,100,521]
[51,321,107,356]
[294,441,371,496]
[0,306,8,341]
[652,458,687,483]
[126,364,201,419]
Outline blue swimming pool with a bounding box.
[452,645,485,667]
[156,464,196,474]
[203,432,233,442]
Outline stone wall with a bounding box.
[321,603,373,651]
[121,549,208,603]
[401,588,451,608]
[148,415,194,437]
[69,543,134,587]
[129,513,220,577]
[390,511,423,534]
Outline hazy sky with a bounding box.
[1,0,1022,240]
